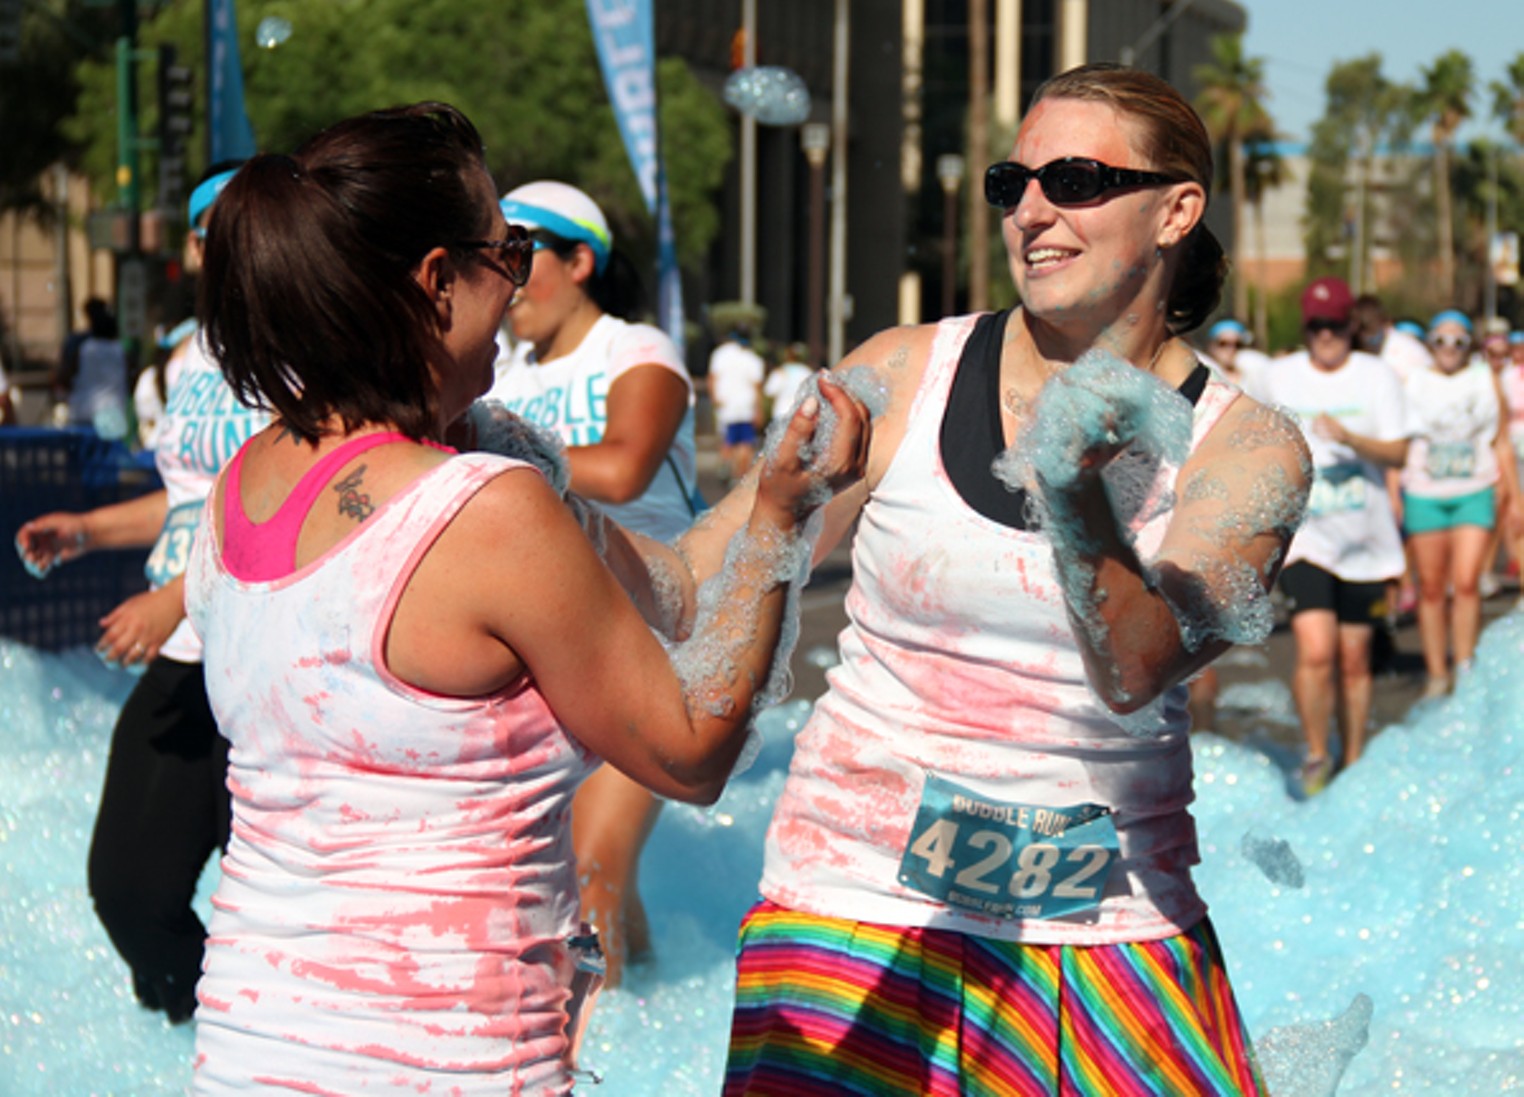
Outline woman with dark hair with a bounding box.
[184,102,867,1093]
[14,163,264,1025]
[708,63,1311,1094]
[484,179,700,984]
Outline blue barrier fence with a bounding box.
[1,429,162,651]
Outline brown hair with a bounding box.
[199,102,494,443]
[1030,63,1225,334]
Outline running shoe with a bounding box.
[1420,675,1451,701]
[1479,571,1501,599]
[1297,755,1334,797]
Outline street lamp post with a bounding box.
[802,123,831,369]
[937,154,965,318]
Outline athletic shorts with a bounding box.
[1278,561,1388,624]
[724,421,759,448]
[1403,486,1496,535]
[724,900,1265,1097]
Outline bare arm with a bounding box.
[15,489,169,575]
[1036,396,1312,713]
[669,325,928,589]
[1312,413,1409,468]
[97,575,186,666]
[408,383,870,804]
[566,364,689,504]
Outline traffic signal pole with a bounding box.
[114,32,140,254]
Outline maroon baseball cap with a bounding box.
[1301,276,1354,325]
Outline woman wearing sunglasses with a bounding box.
[483,179,700,987]
[182,102,868,1094]
[1399,310,1520,698]
[714,63,1309,1095]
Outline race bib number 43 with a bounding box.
[144,501,204,587]
[897,774,1118,921]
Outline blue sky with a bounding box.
[1240,0,1521,147]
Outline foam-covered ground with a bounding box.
[2,617,1521,1095]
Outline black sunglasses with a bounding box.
[984,157,1185,209]
[457,223,533,286]
[1304,318,1350,335]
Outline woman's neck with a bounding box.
[1014,306,1179,378]
[535,298,602,363]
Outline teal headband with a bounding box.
[1429,309,1472,333]
[188,169,240,235]
[499,198,611,275]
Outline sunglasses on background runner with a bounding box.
[457,223,533,286]
[1428,334,1471,350]
[984,158,1185,209]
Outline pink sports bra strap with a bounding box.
[222,431,422,582]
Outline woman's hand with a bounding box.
[97,578,186,667]
[15,512,90,578]
[753,375,871,525]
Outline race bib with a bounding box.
[897,774,1118,921]
[144,501,203,586]
[1424,441,1476,480]
[1307,462,1367,519]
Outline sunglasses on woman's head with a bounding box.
[1429,333,1471,350]
[457,223,533,286]
[984,157,1185,209]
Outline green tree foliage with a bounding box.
[1490,52,1524,167]
[1304,55,1412,280]
[61,0,731,270]
[1452,139,1524,313]
[1412,49,1474,299]
[0,0,117,217]
[1193,33,1273,322]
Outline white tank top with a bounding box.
[185,452,596,1095]
[759,313,1238,946]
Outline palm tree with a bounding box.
[1194,34,1274,322]
[1491,52,1524,168]
[1242,128,1284,349]
[1414,50,1475,300]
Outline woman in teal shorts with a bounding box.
[1400,310,1522,697]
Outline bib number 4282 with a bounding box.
[897,776,1118,921]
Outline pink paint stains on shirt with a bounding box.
[248,1077,348,1097]
[184,455,590,1091]
[754,316,1210,946]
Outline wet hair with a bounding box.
[199,102,493,443]
[531,229,647,320]
[1030,63,1225,334]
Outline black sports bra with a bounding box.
[938,309,1209,531]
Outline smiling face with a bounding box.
[1000,97,1200,347]
[1427,321,1472,375]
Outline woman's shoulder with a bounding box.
[1201,386,1312,474]
[601,315,685,375]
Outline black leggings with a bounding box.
[87,656,230,1022]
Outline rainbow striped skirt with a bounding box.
[723,901,1264,1096]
